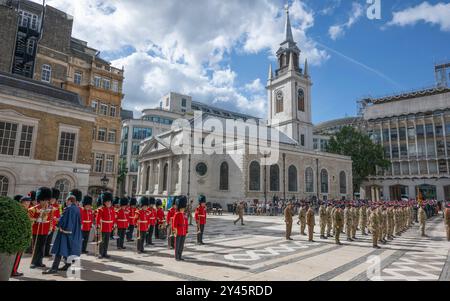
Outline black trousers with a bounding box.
[175,235,186,260]
[44,231,54,256]
[126,225,135,241]
[117,229,126,248]
[146,225,155,244]
[99,232,111,257]
[137,230,147,252]
[81,230,90,252]
[31,234,47,266]
[197,224,205,243]
[155,224,160,239]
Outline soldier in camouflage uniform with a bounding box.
[367,205,372,235]
[444,203,450,241]
[351,204,358,239]
[393,205,400,236]
[387,205,394,240]
[380,206,388,244]
[418,205,427,237]
[306,204,315,242]
[344,203,353,241]
[319,202,327,239]
[326,203,333,237]
[298,204,307,236]
[333,204,344,245]
[360,203,368,236]
[370,205,380,248]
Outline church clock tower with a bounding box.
[267,6,313,150]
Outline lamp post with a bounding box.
[101,174,109,193]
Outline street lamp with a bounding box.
[101,174,109,190]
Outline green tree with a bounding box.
[327,126,390,194]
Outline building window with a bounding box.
[162,163,168,191]
[320,169,329,194]
[130,158,139,172]
[26,39,35,55]
[107,129,116,143]
[97,128,106,142]
[100,103,108,116]
[249,161,260,191]
[112,80,119,92]
[288,165,297,192]
[181,98,187,107]
[74,71,82,85]
[0,175,8,196]
[110,106,117,117]
[105,155,115,173]
[54,179,70,202]
[102,79,111,90]
[132,127,152,140]
[339,171,347,194]
[270,164,280,191]
[0,122,18,156]
[58,132,76,161]
[41,64,51,83]
[195,162,208,177]
[305,167,314,193]
[18,125,34,157]
[120,141,128,156]
[91,100,98,113]
[300,134,305,146]
[94,76,101,87]
[313,138,318,150]
[95,154,104,173]
[131,142,140,155]
[219,162,229,190]
[19,10,39,30]
[121,126,129,140]
[298,89,305,112]
[275,91,283,113]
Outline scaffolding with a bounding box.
[435,61,450,88]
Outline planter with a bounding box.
[0,253,15,281]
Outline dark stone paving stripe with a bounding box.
[438,250,450,281]
[250,244,342,274]
[350,250,406,281]
[310,248,385,281]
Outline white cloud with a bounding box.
[244,79,265,94]
[34,0,328,117]
[328,2,364,40]
[387,2,450,32]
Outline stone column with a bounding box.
[158,158,164,194]
[167,156,173,195]
[148,161,153,194]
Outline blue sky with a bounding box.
[35,0,450,124]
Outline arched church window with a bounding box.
[298,89,305,112]
[305,167,314,193]
[340,171,347,194]
[320,169,329,194]
[249,161,260,191]
[288,165,297,192]
[275,90,283,113]
[55,178,71,202]
[270,164,280,191]
[0,175,9,196]
[219,162,229,191]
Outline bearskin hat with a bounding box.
[69,189,82,203]
[120,197,129,206]
[20,196,31,203]
[51,188,60,200]
[149,197,156,205]
[129,197,137,206]
[113,196,120,206]
[175,195,188,209]
[13,194,23,202]
[156,199,163,207]
[140,196,150,207]
[101,192,113,203]
[82,195,93,206]
[28,190,36,201]
[36,187,52,201]
[198,195,206,204]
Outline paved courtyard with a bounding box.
[14,213,450,281]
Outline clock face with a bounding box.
[276,90,283,101]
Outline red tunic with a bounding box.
[166,207,176,225]
[172,211,188,236]
[28,205,54,235]
[127,207,137,226]
[116,208,130,229]
[156,207,165,225]
[194,206,207,225]
[134,209,151,232]
[51,203,61,231]
[96,206,116,233]
[147,207,156,226]
[80,207,94,231]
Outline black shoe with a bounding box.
[42,269,58,275]
[308,239,315,242]
[97,255,104,259]
[337,242,343,245]
[103,255,111,259]
[127,239,135,242]
[44,254,52,258]
[286,238,293,241]
[30,264,46,269]
[11,272,23,277]
[58,264,71,272]
[373,245,381,249]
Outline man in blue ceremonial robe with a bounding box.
[43,194,82,275]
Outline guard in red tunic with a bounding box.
[166,201,177,249]
[80,196,94,254]
[10,195,28,277]
[44,188,61,257]
[116,197,130,249]
[28,187,54,269]
[155,199,165,239]
[126,197,137,242]
[194,195,207,245]
[134,196,151,253]
[172,196,188,261]
[96,192,115,259]
[146,197,157,245]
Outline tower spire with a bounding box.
[268,63,273,81]
[284,4,294,42]
[304,58,309,77]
